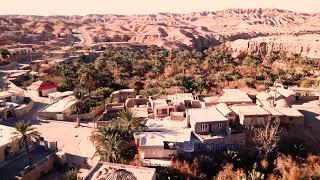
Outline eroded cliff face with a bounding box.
[225,34,320,59]
[2,8,320,51]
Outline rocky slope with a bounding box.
[1,8,320,57]
[226,34,320,59]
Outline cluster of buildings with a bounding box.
[96,86,319,166]
[0,30,76,45]
[0,75,319,179]
[0,89,34,122]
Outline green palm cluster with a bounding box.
[90,110,145,163]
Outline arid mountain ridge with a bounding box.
[2,8,320,58]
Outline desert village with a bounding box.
[0,11,319,180]
[0,61,319,179]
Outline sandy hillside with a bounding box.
[1,8,320,56]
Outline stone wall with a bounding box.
[16,154,56,180]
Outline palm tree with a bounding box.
[117,110,145,134]
[78,64,97,94]
[11,121,40,166]
[90,126,124,163]
[65,169,78,180]
[0,48,10,60]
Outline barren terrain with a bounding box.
[2,8,320,57]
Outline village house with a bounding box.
[289,87,320,101]
[196,94,219,107]
[134,118,191,166]
[85,162,156,180]
[38,96,78,120]
[216,103,244,134]
[274,107,304,130]
[262,106,284,123]
[0,124,25,163]
[0,90,33,121]
[219,89,253,105]
[148,98,177,118]
[44,50,69,60]
[147,93,203,118]
[125,96,150,117]
[167,93,203,111]
[229,104,271,127]
[3,31,24,39]
[27,80,57,97]
[8,47,33,55]
[102,103,125,120]
[111,89,136,103]
[186,108,246,144]
[7,47,42,62]
[268,88,297,105]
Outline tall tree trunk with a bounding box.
[23,136,32,166]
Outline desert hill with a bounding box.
[1,8,320,57]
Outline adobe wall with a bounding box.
[16,154,56,180]
[139,147,176,159]
[200,133,246,145]
[38,104,103,122]
[14,98,34,118]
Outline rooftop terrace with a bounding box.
[230,105,271,116]
[187,108,228,123]
[0,124,15,147]
[41,96,77,113]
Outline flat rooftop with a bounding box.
[0,124,16,147]
[219,89,253,104]
[274,108,304,117]
[256,92,272,100]
[131,107,148,118]
[167,93,194,102]
[152,99,169,109]
[262,106,284,116]
[89,162,156,180]
[41,96,77,113]
[230,105,271,116]
[48,91,74,99]
[216,103,233,116]
[139,118,191,146]
[277,88,296,97]
[187,108,228,123]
